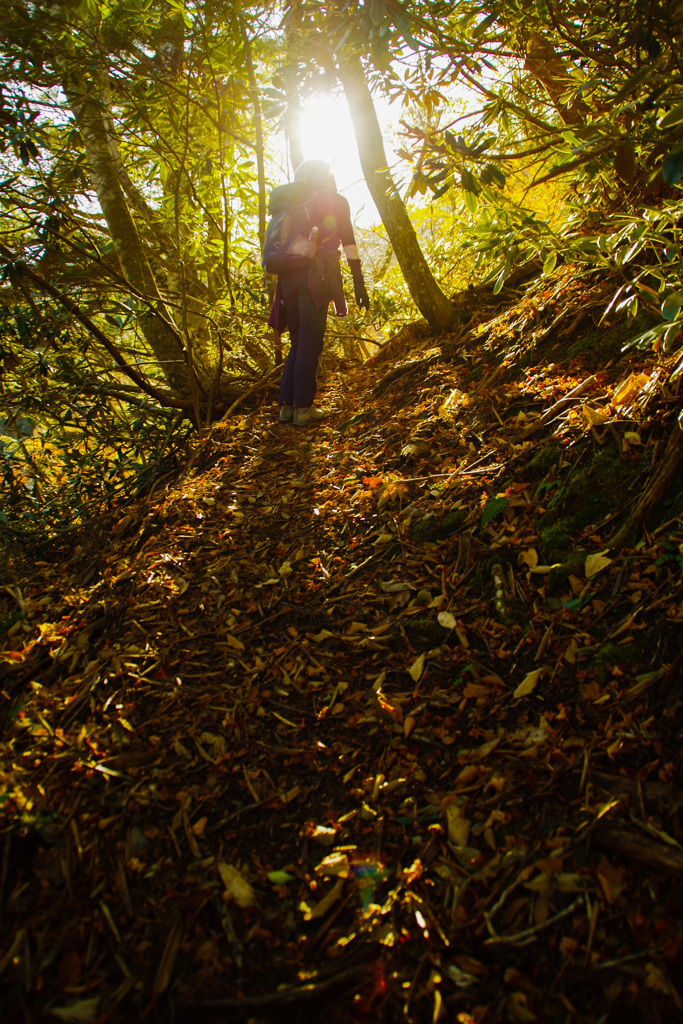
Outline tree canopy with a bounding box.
[2,0,683,534]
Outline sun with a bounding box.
[298,92,371,216]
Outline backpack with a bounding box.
[262,190,318,275]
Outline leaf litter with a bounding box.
[2,277,683,1022]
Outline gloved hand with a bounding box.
[354,280,370,310]
[350,260,370,311]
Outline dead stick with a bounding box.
[220,364,281,421]
[484,896,584,946]
[512,374,598,442]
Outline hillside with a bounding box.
[1,265,683,1024]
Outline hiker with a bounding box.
[264,159,370,427]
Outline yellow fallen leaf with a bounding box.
[582,404,610,426]
[218,863,256,908]
[300,878,344,921]
[514,667,545,698]
[520,548,538,569]
[612,372,650,408]
[585,551,612,578]
[446,803,471,846]
[311,628,335,641]
[316,852,349,877]
[408,653,425,682]
[226,633,245,651]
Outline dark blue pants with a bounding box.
[278,273,328,409]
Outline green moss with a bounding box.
[528,443,560,478]
[566,310,660,369]
[547,555,587,591]
[402,617,448,648]
[540,523,572,561]
[537,444,631,549]
[592,642,638,683]
[411,508,467,542]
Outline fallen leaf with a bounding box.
[582,404,610,426]
[446,803,471,846]
[408,653,425,682]
[267,870,295,884]
[219,863,256,908]
[514,667,545,698]
[50,999,100,1022]
[520,548,538,569]
[300,878,344,920]
[316,851,350,877]
[585,551,612,577]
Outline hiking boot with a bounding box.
[294,405,325,426]
[279,403,294,423]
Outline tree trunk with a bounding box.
[240,17,267,249]
[611,418,683,549]
[63,73,191,399]
[524,34,592,126]
[335,50,457,331]
[283,7,305,173]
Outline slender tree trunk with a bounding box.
[240,18,267,249]
[524,34,592,126]
[335,50,457,331]
[63,73,191,399]
[611,419,683,549]
[283,10,305,174]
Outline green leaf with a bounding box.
[663,140,683,186]
[461,169,480,194]
[493,267,507,295]
[464,190,478,214]
[542,252,557,276]
[480,164,506,188]
[268,870,294,884]
[481,495,509,528]
[658,104,683,130]
[661,290,683,322]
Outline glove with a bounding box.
[350,260,370,311]
[354,281,370,310]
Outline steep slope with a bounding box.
[2,266,683,1023]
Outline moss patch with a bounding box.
[535,442,639,552]
[528,443,561,479]
[592,641,639,683]
[411,508,467,542]
[565,309,660,370]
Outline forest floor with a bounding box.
[2,264,683,1024]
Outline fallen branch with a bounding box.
[485,896,584,947]
[512,374,598,442]
[595,823,683,876]
[192,959,371,1010]
[219,364,281,421]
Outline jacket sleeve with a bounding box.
[333,194,361,266]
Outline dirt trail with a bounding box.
[2,346,683,1023]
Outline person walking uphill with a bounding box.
[263,160,370,427]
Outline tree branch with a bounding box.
[0,242,192,411]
